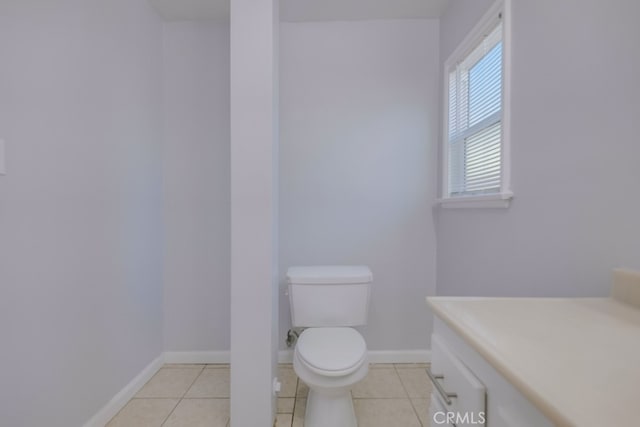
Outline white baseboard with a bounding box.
[367,350,431,364]
[278,350,294,363]
[278,349,430,364]
[83,355,164,427]
[162,349,430,365]
[163,351,230,364]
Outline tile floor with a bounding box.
[107,363,432,427]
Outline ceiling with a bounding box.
[148,0,450,22]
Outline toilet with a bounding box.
[286,265,373,427]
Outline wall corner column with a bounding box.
[230,0,280,425]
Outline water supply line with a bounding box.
[285,329,300,347]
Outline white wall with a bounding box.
[436,0,640,297]
[279,20,439,351]
[0,1,164,426]
[162,22,230,353]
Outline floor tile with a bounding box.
[397,368,432,398]
[353,399,421,427]
[206,364,229,369]
[352,367,407,398]
[411,398,431,427]
[279,366,298,398]
[106,399,178,427]
[278,397,295,413]
[296,379,309,398]
[275,413,293,427]
[185,367,230,398]
[110,363,431,427]
[136,367,203,398]
[292,398,306,427]
[162,398,229,427]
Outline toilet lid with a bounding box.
[296,328,367,375]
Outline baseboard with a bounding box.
[278,349,431,364]
[278,350,294,363]
[161,349,430,365]
[367,350,431,363]
[164,351,230,364]
[83,355,164,427]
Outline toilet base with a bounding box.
[305,389,357,427]
[292,328,369,427]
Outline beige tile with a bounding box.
[397,368,432,398]
[185,368,230,398]
[136,367,203,398]
[411,398,430,427]
[163,399,229,427]
[106,398,178,427]
[354,399,421,427]
[296,379,309,398]
[278,397,295,414]
[292,398,306,427]
[279,366,298,398]
[352,368,407,398]
[276,413,293,427]
[206,364,230,369]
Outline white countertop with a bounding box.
[427,296,640,427]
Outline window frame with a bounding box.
[440,0,513,209]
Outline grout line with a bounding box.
[104,367,169,425]
[161,365,206,427]
[291,377,300,425]
[394,364,424,427]
[408,397,426,427]
[181,365,206,398]
[290,375,302,427]
[159,398,182,427]
[393,364,410,399]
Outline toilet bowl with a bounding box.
[286,265,373,427]
[293,327,368,427]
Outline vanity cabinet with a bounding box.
[429,318,554,427]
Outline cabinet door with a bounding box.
[430,334,486,427]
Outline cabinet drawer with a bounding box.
[430,334,486,426]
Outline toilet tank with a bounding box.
[287,265,373,328]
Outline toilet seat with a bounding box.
[296,327,367,377]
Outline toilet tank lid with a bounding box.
[286,265,373,285]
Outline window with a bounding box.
[441,0,512,208]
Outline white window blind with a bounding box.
[447,21,503,197]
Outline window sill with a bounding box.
[438,191,513,209]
